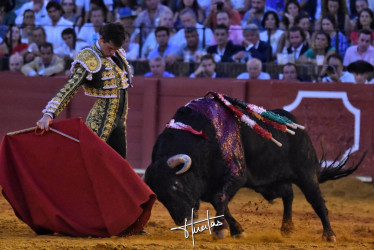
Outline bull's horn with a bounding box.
[167,154,192,175]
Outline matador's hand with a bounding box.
[36,114,52,131]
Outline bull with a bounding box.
[144,94,363,242]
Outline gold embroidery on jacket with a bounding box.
[83,87,118,98]
[43,67,87,117]
[86,95,119,140]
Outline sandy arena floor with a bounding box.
[0,177,373,249]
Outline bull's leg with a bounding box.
[211,176,246,239]
[297,179,336,242]
[223,207,245,238]
[261,183,294,235]
[210,199,230,239]
[280,184,294,235]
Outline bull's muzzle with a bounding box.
[167,154,192,175]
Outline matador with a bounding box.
[37,23,132,159]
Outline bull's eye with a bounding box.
[172,180,181,191]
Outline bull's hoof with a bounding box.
[281,222,294,236]
[322,233,337,242]
[212,229,229,239]
[232,231,247,239]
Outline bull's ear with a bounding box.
[167,154,192,174]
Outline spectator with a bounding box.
[281,63,301,81]
[319,14,350,56]
[0,25,28,57]
[114,0,141,19]
[315,0,351,36]
[0,6,7,43]
[77,7,105,46]
[141,10,176,59]
[117,7,137,32]
[347,59,374,84]
[88,0,114,23]
[241,0,277,31]
[285,26,309,63]
[295,12,313,46]
[8,53,24,73]
[350,8,374,45]
[207,24,243,62]
[297,30,336,64]
[300,0,318,22]
[76,0,114,23]
[122,29,138,60]
[204,0,242,28]
[23,51,35,64]
[260,10,284,57]
[228,0,251,15]
[147,26,180,64]
[350,0,369,21]
[276,12,313,55]
[144,56,175,77]
[20,9,36,44]
[173,8,214,48]
[236,57,271,79]
[173,0,205,30]
[21,42,65,76]
[117,7,138,44]
[319,53,355,82]
[27,26,46,56]
[0,1,16,27]
[197,0,210,12]
[265,0,284,13]
[55,28,90,61]
[233,24,271,63]
[190,53,227,78]
[61,0,83,28]
[133,0,172,42]
[176,27,206,63]
[280,0,301,30]
[12,0,29,12]
[212,9,243,45]
[344,29,374,66]
[45,1,74,51]
[15,0,50,25]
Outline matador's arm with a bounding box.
[42,66,87,119]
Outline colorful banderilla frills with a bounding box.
[221,95,305,131]
[207,92,305,147]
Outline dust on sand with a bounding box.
[0,177,373,249]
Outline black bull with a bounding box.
[144,96,363,242]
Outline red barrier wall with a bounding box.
[0,73,372,181]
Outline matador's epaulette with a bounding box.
[71,48,101,80]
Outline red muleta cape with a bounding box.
[0,118,156,237]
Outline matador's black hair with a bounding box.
[99,22,126,47]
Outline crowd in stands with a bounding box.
[0,0,373,83]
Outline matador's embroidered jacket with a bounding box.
[42,43,133,141]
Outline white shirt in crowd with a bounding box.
[44,17,74,51]
[322,71,355,83]
[76,0,113,12]
[77,23,102,46]
[236,72,271,79]
[260,29,284,55]
[15,1,50,25]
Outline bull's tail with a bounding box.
[317,151,366,183]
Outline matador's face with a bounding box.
[99,36,121,57]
